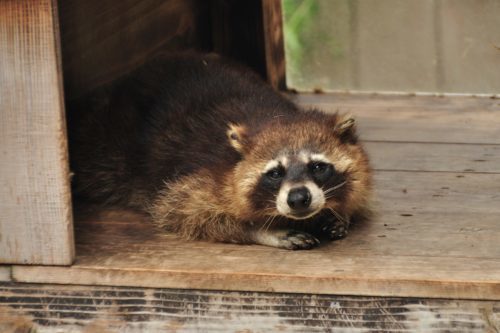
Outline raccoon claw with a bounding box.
[320,216,350,241]
[328,225,348,240]
[279,230,320,250]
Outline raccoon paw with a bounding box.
[319,215,350,240]
[322,224,348,240]
[279,230,321,250]
[252,229,320,250]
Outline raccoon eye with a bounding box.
[266,167,285,180]
[310,162,334,183]
[310,162,329,174]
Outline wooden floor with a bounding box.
[2,94,500,331]
[9,94,500,299]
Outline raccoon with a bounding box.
[68,53,372,250]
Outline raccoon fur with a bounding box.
[68,53,372,250]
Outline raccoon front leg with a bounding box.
[318,212,351,240]
[250,229,320,250]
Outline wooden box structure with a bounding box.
[0,1,499,331]
[0,0,284,266]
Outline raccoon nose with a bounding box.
[287,187,311,211]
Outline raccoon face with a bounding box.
[228,113,366,221]
[255,151,345,219]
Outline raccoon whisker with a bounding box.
[259,214,275,232]
[261,205,276,213]
[324,181,347,194]
[258,216,271,232]
[327,207,347,224]
[324,192,344,200]
[264,217,275,232]
[261,212,276,219]
[264,215,278,233]
[323,181,347,195]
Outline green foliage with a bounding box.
[282,0,319,74]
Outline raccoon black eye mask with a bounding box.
[68,53,373,250]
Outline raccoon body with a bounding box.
[68,54,372,250]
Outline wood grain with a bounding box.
[1,282,498,333]
[0,267,11,282]
[12,170,500,300]
[367,142,500,173]
[0,0,74,264]
[374,171,500,214]
[262,0,286,90]
[59,0,212,99]
[297,93,500,144]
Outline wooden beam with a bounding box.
[0,282,498,332]
[0,267,11,282]
[262,0,287,90]
[0,0,74,264]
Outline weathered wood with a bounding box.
[0,267,11,282]
[262,0,286,90]
[12,171,500,300]
[374,171,500,214]
[58,0,212,99]
[297,93,500,144]
[0,0,74,264]
[0,282,498,333]
[367,142,500,173]
[59,0,283,98]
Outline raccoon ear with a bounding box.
[334,116,357,143]
[227,123,248,153]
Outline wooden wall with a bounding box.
[59,0,286,99]
[283,0,500,94]
[58,0,212,99]
[0,0,74,265]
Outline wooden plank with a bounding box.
[0,282,498,333]
[59,0,212,99]
[262,0,286,90]
[374,171,500,214]
[0,267,11,282]
[12,171,500,300]
[297,93,500,144]
[367,142,500,173]
[0,0,74,264]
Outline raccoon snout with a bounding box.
[287,187,311,211]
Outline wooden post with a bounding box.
[0,0,74,264]
[262,0,287,90]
